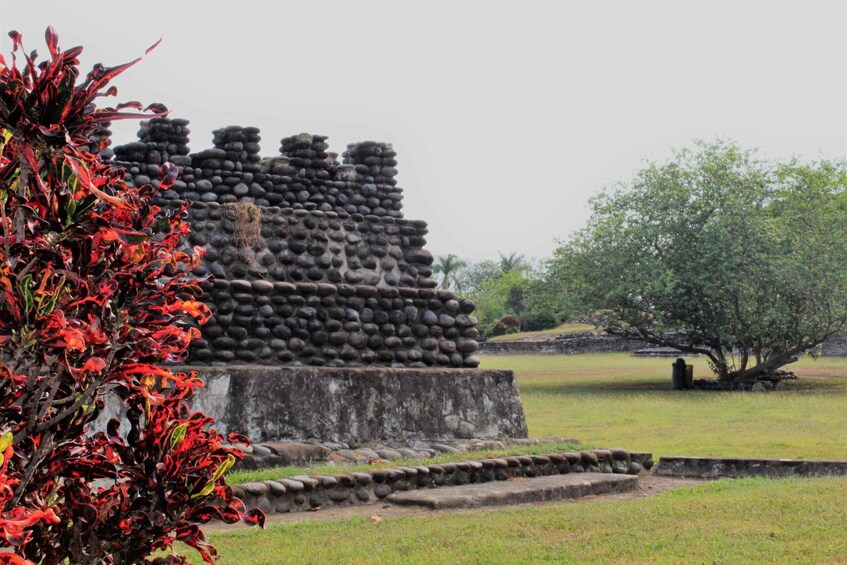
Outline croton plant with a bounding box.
[0,27,263,564]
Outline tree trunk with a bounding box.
[728,355,800,384]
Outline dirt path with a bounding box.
[206,473,704,533]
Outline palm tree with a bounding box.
[498,252,528,273]
[433,254,467,290]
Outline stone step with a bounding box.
[386,473,638,510]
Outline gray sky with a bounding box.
[2,0,845,263]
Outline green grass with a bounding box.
[480,353,847,459]
[485,322,596,343]
[198,477,847,563]
[228,442,583,485]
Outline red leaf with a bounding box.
[80,357,106,373]
[84,58,142,96]
[114,100,143,111]
[144,102,168,115]
[65,156,129,209]
[60,328,86,352]
[44,26,58,57]
[242,508,266,528]
[61,45,83,61]
[145,38,162,55]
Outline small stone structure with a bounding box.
[105,118,526,442]
[233,448,654,515]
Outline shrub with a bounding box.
[489,315,522,337]
[0,28,262,564]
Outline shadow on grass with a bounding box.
[520,377,847,396]
[521,379,676,396]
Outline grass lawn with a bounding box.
[479,353,847,460]
[202,477,847,563]
[485,322,596,342]
[199,353,847,563]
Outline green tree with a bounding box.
[458,253,570,334]
[521,256,575,331]
[432,254,467,290]
[472,269,528,333]
[558,140,847,384]
[498,252,529,273]
[453,260,500,295]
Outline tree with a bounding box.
[520,257,574,331]
[497,252,528,273]
[0,28,261,564]
[455,254,570,335]
[558,140,847,384]
[452,259,499,295]
[467,269,529,335]
[432,254,467,290]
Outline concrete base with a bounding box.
[134,365,527,443]
[386,473,638,509]
[656,456,847,479]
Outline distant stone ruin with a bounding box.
[110,119,481,370]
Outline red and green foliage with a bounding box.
[0,27,263,564]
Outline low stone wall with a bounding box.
[233,448,654,515]
[236,437,579,470]
[821,335,847,357]
[172,202,436,288]
[480,332,649,355]
[176,365,527,442]
[191,280,480,367]
[655,456,847,479]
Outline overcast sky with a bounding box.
[2,1,845,263]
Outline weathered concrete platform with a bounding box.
[656,456,847,479]
[98,365,528,443]
[385,473,638,510]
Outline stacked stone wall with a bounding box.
[113,117,192,169]
[117,127,403,218]
[109,118,479,367]
[341,140,399,186]
[168,202,436,287]
[190,280,480,367]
